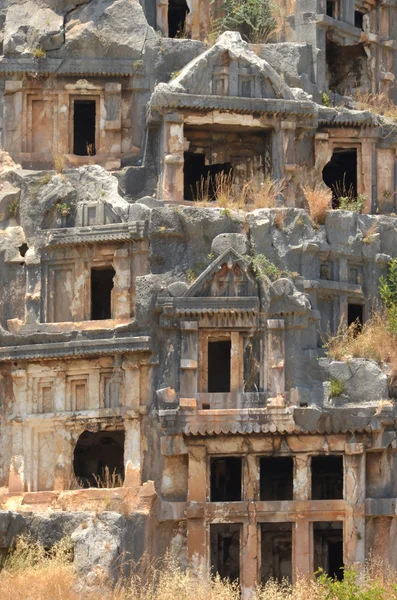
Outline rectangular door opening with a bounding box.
[348,303,363,329]
[73,100,96,156]
[210,457,242,501]
[210,523,241,582]
[260,457,293,500]
[91,267,115,320]
[208,340,231,393]
[312,455,343,500]
[261,523,292,584]
[313,522,344,580]
[168,0,189,38]
[322,147,358,207]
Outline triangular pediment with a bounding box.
[164,31,294,101]
[184,248,258,298]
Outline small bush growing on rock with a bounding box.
[329,377,344,398]
[211,0,278,43]
[251,253,296,282]
[8,199,19,218]
[379,258,397,334]
[32,47,46,59]
[339,193,366,213]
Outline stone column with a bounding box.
[54,429,72,491]
[88,369,101,410]
[124,418,141,490]
[241,520,259,599]
[230,332,243,393]
[294,454,310,501]
[293,520,312,580]
[187,446,207,568]
[280,121,297,207]
[112,248,132,320]
[4,81,23,155]
[122,360,140,411]
[314,133,331,174]
[245,454,259,501]
[54,371,66,412]
[9,423,25,493]
[180,321,198,397]
[267,319,285,396]
[161,113,184,202]
[25,254,42,326]
[344,444,366,566]
[360,141,375,214]
[156,0,168,35]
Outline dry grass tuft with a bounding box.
[2,542,397,600]
[302,184,332,225]
[93,466,123,489]
[323,310,397,380]
[273,210,286,230]
[195,173,285,212]
[363,222,379,244]
[355,91,397,120]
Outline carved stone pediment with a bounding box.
[185,248,257,298]
[163,32,295,101]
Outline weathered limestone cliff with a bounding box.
[1,0,397,595]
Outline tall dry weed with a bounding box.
[355,91,397,120]
[195,172,285,212]
[302,184,332,225]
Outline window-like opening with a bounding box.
[19,243,29,258]
[260,457,293,500]
[168,0,189,38]
[312,455,343,500]
[322,148,357,208]
[73,430,125,488]
[184,152,232,201]
[326,0,336,17]
[313,522,344,580]
[208,340,231,393]
[326,39,368,96]
[354,10,364,29]
[348,303,363,329]
[73,100,96,156]
[210,457,242,501]
[261,523,292,584]
[91,267,115,320]
[210,524,241,582]
[183,127,272,202]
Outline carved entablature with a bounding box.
[7,223,149,335]
[156,249,316,423]
[0,337,153,493]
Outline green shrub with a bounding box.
[32,47,46,59]
[322,91,332,107]
[379,258,397,333]
[317,566,393,600]
[329,377,344,398]
[211,0,278,43]
[251,253,296,282]
[339,193,366,213]
[8,199,19,218]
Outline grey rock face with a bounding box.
[0,183,20,222]
[325,359,389,403]
[61,0,158,60]
[71,512,126,583]
[211,233,249,257]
